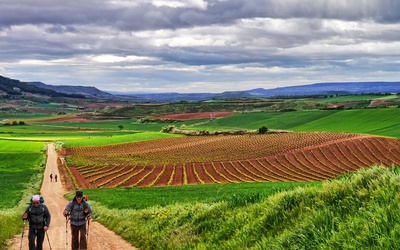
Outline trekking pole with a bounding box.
[86,217,90,247]
[65,216,69,250]
[20,220,27,250]
[45,230,53,250]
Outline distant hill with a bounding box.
[0,75,85,98]
[2,74,400,102]
[120,82,400,101]
[121,91,252,102]
[246,82,400,97]
[27,81,115,99]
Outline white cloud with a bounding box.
[1,0,400,93]
[152,0,208,9]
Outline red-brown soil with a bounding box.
[369,100,388,107]
[62,132,400,188]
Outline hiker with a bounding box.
[64,190,92,250]
[50,173,53,182]
[55,174,58,182]
[22,195,51,250]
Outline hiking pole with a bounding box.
[20,220,27,250]
[86,217,90,247]
[65,216,69,250]
[45,230,53,250]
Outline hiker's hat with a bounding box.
[76,190,83,197]
[32,195,40,201]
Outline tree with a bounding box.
[258,126,268,134]
[118,125,124,130]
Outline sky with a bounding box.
[1,0,400,93]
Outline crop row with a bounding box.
[65,132,364,166]
[66,134,400,188]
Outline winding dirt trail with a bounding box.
[9,144,137,250]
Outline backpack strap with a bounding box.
[27,203,46,222]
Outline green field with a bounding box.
[2,107,400,249]
[314,94,399,103]
[76,181,321,210]
[291,108,400,136]
[0,140,46,208]
[191,108,400,137]
[62,131,182,148]
[0,140,45,248]
[90,167,400,249]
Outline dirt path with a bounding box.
[9,143,136,250]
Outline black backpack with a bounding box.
[72,195,90,216]
[28,196,46,221]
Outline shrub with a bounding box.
[258,126,268,134]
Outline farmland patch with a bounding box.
[150,111,235,121]
[62,132,400,188]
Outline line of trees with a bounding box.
[3,120,26,126]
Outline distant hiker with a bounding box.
[50,173,53,182]
[64,190,92,250]
[55,174,58,182]
[22,195,51,250]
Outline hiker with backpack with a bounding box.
[63,190,92,250]
[22,194,51,250]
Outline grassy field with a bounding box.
[0,140,45,249]
[200,110,339,131]
[75,181,321,210]
[314,94,399,103]
[2,107,400,249]
[90,166,400,249]
[62,131,182,148]
[192,108,400,137]
[0,140,46,208]
[27,117,203,132]
[290,108,400,137]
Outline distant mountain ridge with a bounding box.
[27,81,115,99]
[1,75,399,102]
[0,75,85,98]
[246,82,400,97]
[121,81,400,101]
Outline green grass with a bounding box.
[37,119,203,132]
[202,110,339,130]
[290,108,400,137]
[0,139,44,249]
[62,131,182,148]
[314,94,399,103]
[91,166,400,250]
[0,140,46,208]
[194,108,400,137]
[2,107,400,249]
[75,181,321,210]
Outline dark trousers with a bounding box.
[28,228,45,250]
[71,224,87,250]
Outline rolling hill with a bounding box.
[2,75,400,102]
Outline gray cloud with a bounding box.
[1,0,400,93]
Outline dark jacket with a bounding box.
[24,204,51,230]
[64,197,92,226]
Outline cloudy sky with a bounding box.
[1,0,400,93]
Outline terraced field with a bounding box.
[61,132,400,188]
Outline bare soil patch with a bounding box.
[65,133,400,187]
[369,100,387,107]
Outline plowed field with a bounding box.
[61,132,400,188]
